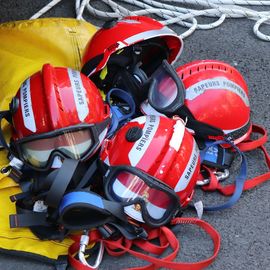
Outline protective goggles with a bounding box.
[147,60,224,139]
[148,59,185,113]
[102,163,180,227]
[10,119,110,170]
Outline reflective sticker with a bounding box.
[140,100,165,116]
[124,27,176,45]
[174,141,199,192]
[128,115,160,166]
[131,116,147,124]
[68,69,89,121]
[20,78,36,132]
[169,120,185,151]
[117,41,129,49]
[118,19,141,24]
[185,77,250,107]
[223,119,250,134]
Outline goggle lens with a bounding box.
[21,129,93,167]
[110,171,173,221]
[150,66,178,109]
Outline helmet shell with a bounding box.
[81,16,183,77]
[100,115,200,207]
[176,60,251,144]
[12,63,110,140]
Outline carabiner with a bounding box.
[197,169,230,186]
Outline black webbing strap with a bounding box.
[59,190,128,230]
[46,159,80,208]
[9,212,48,228]
[175,105,224,139]
[0,110,11,149]
[76,159,98,189]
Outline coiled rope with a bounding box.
[30,0,270,41]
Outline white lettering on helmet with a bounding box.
[68,69,89,121]
[185,77,250,107]
[128,115,159,166]
[174,141,199,192]
[20,78,36,132]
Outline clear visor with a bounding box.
[21,129,93,168]
[109,171,173,222]
[148,60,185,111]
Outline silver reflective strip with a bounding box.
[169,120,185,151]
[68,69,89,121]
[128,115,160,167]
[118,19,141,24]
[185,77,250,107]
[223,119,250,134]
[20,78,36,132]
[174,141,199,192]
[124,27,177,45]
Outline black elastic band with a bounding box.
[46,159,80,208]
[9,212,48,228]
[176,105,224,139]
[81,53,104,77]
[0,111,11,149]
[76,159,98,189]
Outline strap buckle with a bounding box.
[0,156,24,182]
[197,169,230,186]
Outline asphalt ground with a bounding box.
[0,1,270,270]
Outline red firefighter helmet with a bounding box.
[100,115,200,225]
[141,60,251,144]
[176,60,251,144]
[9,63,110,170]
[81,15,183,79]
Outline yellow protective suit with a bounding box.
[0,17,96,263]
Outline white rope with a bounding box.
[30,0,270,41]
[30,0,63,19]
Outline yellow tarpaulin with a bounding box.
[0,17,96,261]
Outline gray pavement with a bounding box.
[0,1,270,269]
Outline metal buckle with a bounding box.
[196,169,230,186]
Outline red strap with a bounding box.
[200,166,220,192]
[201,124,270,196]
[237,124,268,152]
[216,144,270,195]
[68,230,102,270]
[68,218,221,270]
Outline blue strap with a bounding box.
[59,190,127,230]
[201,139,247,211]
[59,191,105,213]
[105,88,136,138]
[199,140,234,169]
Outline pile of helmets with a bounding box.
[0,15,269,269]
